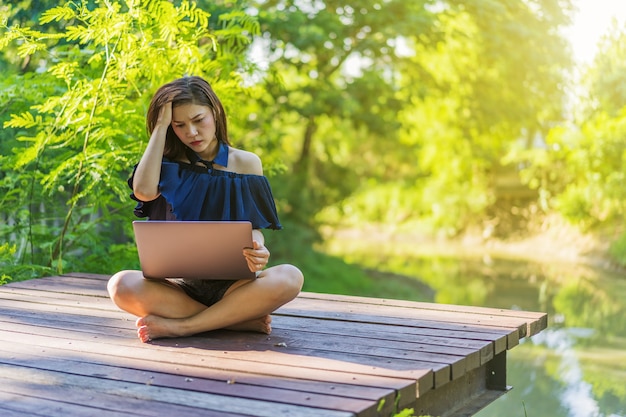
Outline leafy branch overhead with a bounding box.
[0,0,258,276]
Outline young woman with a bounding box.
[107,76,304,343]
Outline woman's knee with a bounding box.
[273,264,304,296]
[107,270,142,301]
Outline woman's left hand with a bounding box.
[243,240,270,272]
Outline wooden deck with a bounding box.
[0,273,547,417]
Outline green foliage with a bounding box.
[584,21,626,118]
[265,219,430,300]
[392,1,572,234]
[0,242,53,283]
[3,0,626,284]
[552,277,626,336]
[252,0,575,235]
[509,23,626,239]
[393,409,434,417]
[609,232,626,268]
[0,0,259,280]
[264,219,372,294]
[244,0,438,226]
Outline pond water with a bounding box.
[324,241,626,417]
[458,258,626,417]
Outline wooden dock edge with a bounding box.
[413,355,510,417]
[2,272,547,417]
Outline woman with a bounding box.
[107,76,304,343]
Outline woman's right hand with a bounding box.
[156,100,173,128]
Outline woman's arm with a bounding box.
[132,102,172,201]
[252,229,265,246]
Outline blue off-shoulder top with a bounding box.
[129,142,282,230]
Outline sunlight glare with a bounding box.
[564,0,626,64]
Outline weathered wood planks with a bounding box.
[0,272,547,417]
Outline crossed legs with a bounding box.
[107,264,304,343]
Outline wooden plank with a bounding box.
[0,319,440,390]
[152,333,446,389]
[0,287,496,364]
[0,403,51,417]
[281,297,529,339]
[280,327,480,373]
[0,287,473,363]
[264,327,474,380]
[1,283,110,299]
[0,340,394,411]
[0,308,418,408]
[0,306,424,392]
[0,290,128,316]
[0,296,134,323]
[0,345,378,417]
[5,275,527,348]
[1,279,511,354]
[9,275,549,337]
[56,273,543,336]
[0,276,508,388]
[0,378,249,417]
[0,323,424,405]
[298,292,548,337]
[278,307,519,350]
[0,272,549,416]
[6,276,108,297]
[0,288,438,391]
[0,390,137,417]
[63,272,112,280]
[0,364,354,417]
[3,292,438,381]
[273,315,495,364]
[0,289,493,368]
[2,302,461,384]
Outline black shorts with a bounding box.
[169,278,237,307]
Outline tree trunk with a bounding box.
[294,115,317,176]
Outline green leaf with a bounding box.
[0,31,19,50]
[14,143,40,168]
[66,25,91,43]
[39,6,77,24]
[16,41,47,58]
[48,62,79,83]
[4,112,42,129]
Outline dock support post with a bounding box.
[486,351,507,390]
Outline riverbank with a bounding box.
[320,216,625,276]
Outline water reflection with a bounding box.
[326,244,626,417]
[419,258,626,417]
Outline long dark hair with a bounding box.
[146,76,230,160]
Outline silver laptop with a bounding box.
[132,221,255,280]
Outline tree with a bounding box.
[0,0,259,280]
[239,0,438,227]
[513,20,626,242]
[262,0,575,235]
[398,0,575,233]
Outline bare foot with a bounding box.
[135,314,272,343]
[225,315,272,334]
[135,315,185,343]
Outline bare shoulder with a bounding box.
[228,147,263,176]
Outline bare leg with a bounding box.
[107,270,208,318]
[108,264,303,342]
[224,314,273,333]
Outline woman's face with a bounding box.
[171,103,217,158]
